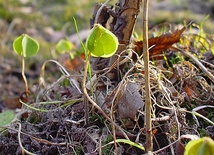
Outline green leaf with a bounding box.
[211,44,214,55]
[56,39,74,54]
[13,34,39,57]
[106,139,145,151]
[13,35,24,56]
[184,137,214,155]
[86,24,118,58]
[0,110,15,127]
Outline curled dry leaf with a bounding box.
[101,82,143,120]
[134,26,186,59]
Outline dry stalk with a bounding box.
[82,58,130,141]
[142,0,153,152]
[21,56,29,96]
[174,47,214,83]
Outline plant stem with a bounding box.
[142,0,153,152]
[82,56,130,141]
[21,56,28,96]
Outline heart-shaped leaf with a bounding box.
[86,24,118,58]
[56,39,74,54]
[0,110,15,127]
[13,34,39,57]
[185,137,214,155]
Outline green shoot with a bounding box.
[74,17,123,139]
[185,137,214,155]
[13,34,39,96]
[199,14,210,37]
[0,110,15,127]
[56,39,75,58]
[103,139,145,151]
[73,17,93,94]
[86,24,118,58]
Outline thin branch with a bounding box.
[174,47,214,83]
[142,0,153,152]
[82,57,130,140]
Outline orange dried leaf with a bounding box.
[184,85,193,98]
[62,53,85,71]
[134,26,186,59]
[4,92,29,109]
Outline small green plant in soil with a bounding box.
[13,34,39,95]
[0,110,15,130]
[184,137,214,155]
[86,24,118,58]
[56,38,75,58]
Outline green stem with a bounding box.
[82,55,130,140]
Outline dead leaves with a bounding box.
[102,82,144,120]
[134,26,186,59]
[61,53,85,72]
[4,92,28,109]
[117,82,144,119]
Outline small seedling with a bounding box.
[56,39,74,54]
[86,24,118,58]
[0,110,15,128]
[13,34,39,96]
[84,23,118,96]
[74,17,121,130]
[185,137,214,155]
[56,39,75,58]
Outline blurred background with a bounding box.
[1,0,214,58]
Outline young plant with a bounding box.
[56,39,75,58]
[74,18,129,150]
[74,17,121,124]
[13,34,39,96]
[83,23,118,108]
[185,137,214,155]
[86,24,118,58]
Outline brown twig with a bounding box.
[174,47,214,83]
[142,0,153,152]
[82,56,130,141]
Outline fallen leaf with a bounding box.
[134,26,186,59]
[117,82,144,119]
[183,85,194,98]
[4,92,29,109]
[62,53,85,72]
[101,82,144,120]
